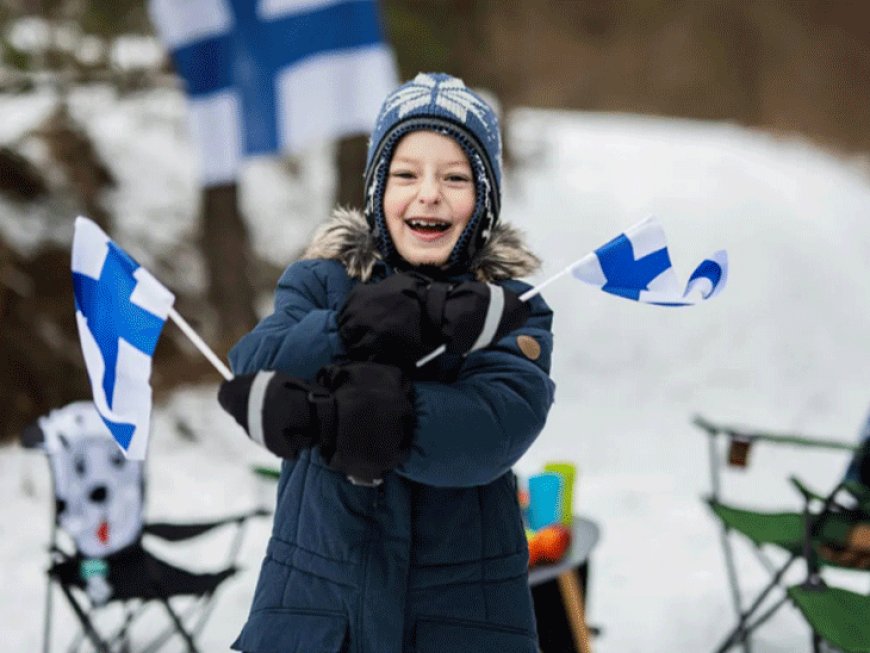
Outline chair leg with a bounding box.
[159,597,199,653]
[140,597,208,653]
[713,554,797,653]
[43,575,54,653]
[192,590,230,641]
[719,524,745,626]
[742,594,788,635]
[57,583,110,653]
[716,523,754,653]
[104,602,139,653]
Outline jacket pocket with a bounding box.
[232,608,348,653]
[414,616,538,653]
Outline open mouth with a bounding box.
[405,218,451,234]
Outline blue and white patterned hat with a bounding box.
[363,72,503,268]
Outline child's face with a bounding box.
[383,130,475,266]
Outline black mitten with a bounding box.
[316,361,415,484]
[337,273,434,367]
[437,282,531,355]
[218,371,323,459]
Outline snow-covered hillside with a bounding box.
[2,88,870,652]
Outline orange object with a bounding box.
[538,524,572,563]
[527,525,571,566]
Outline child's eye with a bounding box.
[390,170,415,179]
[446,174,471,183]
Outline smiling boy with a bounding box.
[219,73,556,653]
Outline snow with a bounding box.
[3,88,870,651]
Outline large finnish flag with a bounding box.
[571,217,728,306]
[72,217,175,459]
[148,0,399,185]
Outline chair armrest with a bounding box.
[789,476,829,504]
[693,415,856,452]
[789,477,855,514]
[143,508,270,542]
[692,414,720,435]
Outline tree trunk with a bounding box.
[200,183,258,345]
[336,134,369,210]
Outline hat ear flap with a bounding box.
[365,149,401,263]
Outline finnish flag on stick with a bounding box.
[148,0,398,186]
[570,216,728,306]
[72,217,175,459]
[417,216,729,368]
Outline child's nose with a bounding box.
[417,176,440,203]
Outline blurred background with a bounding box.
[2,0,868,440]
[2,2,870,651]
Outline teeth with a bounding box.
[407,219,449,231]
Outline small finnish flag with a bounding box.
[72,217,175,459]
[148,0,399,186]
[571,217,727,306]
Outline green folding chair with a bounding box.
[693,415,870,653]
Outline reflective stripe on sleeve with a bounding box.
[468,283,504,352]
[247,370,276,449]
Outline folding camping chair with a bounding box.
[693,414,870,653]
[21,401,269,653]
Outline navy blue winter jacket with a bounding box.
[228,210,555,653]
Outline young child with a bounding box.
[219,72,555,653]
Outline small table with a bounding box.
[528,518,601,653]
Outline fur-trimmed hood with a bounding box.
[301,208,540,283]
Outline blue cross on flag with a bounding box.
[72,217,175,459]
[571,217,728,306]
[148,0,398,186]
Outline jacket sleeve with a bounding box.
[395,281,556,488]
[228,260,347,380]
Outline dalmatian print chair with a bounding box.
[22,401,268,653]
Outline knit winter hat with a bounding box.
[363,72,503,268]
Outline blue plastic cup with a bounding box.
[528,472,562,530]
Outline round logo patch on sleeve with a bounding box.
[516,335,541,361]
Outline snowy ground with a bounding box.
[2,88,870,652]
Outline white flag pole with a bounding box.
[414,257,586,368]
[168,308,233,381]
[517,257,585,302]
